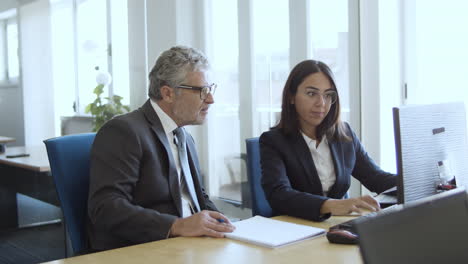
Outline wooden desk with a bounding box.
[0,145,50,172]
[42,216,362,264]
[0,136,15,153]
[0,136,15,143]
[0,145,59,229]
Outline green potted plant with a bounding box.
[85,71,130,132]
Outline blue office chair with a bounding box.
[245,137,273,217]
[44,133,96,256]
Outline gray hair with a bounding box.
[148,46,209,100]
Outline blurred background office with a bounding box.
[1,0,468,217]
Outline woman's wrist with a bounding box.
[320,199,335,215]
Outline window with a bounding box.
[0,9,19,85]
[206,0,290,204]
[308,0,350,121]
[50,0,129,117]
[404,0,468,105]
[252,0,290,134]
[205,0,358,205]
[205,0,241,201]
[75,0,109,113]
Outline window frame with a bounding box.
[71,0,114,115]
[0,9,20,88]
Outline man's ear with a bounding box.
[160,85,175,103]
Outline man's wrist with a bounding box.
[169,218,181,237]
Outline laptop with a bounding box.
[354,188,468,264]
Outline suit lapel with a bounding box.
[326,138,344,198]
[141,100,183,216]
[290,133,324,194]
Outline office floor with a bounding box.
[0,222,64,264]
[0,194,65,264]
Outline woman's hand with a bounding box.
[320,195,380,215]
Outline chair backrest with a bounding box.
[245,137,273,217]
[44,133,96,255]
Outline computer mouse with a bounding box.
[326,229,359,245]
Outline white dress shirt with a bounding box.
[150,99,197,217]
[302,132,336,196]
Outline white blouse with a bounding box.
[301,132,336,196]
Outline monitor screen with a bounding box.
[393,102,468,203]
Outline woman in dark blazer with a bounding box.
[260,60,396,221]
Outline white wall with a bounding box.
[0,0,18,13]
[20,0,55,145]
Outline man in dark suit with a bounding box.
[87,46,235,251]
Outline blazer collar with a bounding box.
[141,99,183,216]
[326,139,344,198]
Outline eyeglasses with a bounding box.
[306,90,338,104]
[176,83,217,100]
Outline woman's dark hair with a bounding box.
[273,60,350,141]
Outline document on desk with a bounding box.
[224,216,325,248]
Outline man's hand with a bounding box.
[169,210,236,238]
[320,195,380,215]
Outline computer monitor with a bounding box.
[355,188,468,264]
[393,102,468,204]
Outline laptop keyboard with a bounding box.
[329,204,403,233]
[375,193,398,204]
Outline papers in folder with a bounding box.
[225,216,326,248]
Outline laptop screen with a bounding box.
[355,188,468,264]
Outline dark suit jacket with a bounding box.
[87,99,217,251]
[259,123,396,222]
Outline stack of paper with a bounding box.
[225,216,325,248]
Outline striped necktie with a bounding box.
[173,127,201,213]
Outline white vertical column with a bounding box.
[378,0,403,173]
[145,0,177,70]
[237,0,255,154]
[189,0,211,187]
[360,0,404,185]
[127,0,148,109]
[289,0,310,69]
[359,0,380,164]
[20,0,55,145]
[348,0,362,198]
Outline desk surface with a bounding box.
[0,136,15,144]
[0,146,50,172]
[42,215,361,264]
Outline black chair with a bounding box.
[44,133,96,256]
[245,137,273,217]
